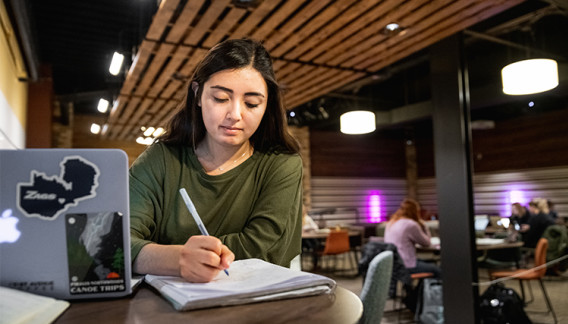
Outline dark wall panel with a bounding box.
[311,106,568,178]
[472,107,568,172]
[310,129,406,178]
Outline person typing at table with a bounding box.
[510,202,531,227]
[384,198,442,278]
[521,198,555,248]
[128,39,303,283]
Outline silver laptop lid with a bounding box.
[474,215,490,231]
[0,149,131,299]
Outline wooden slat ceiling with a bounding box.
[103,0,524,141]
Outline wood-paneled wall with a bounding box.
[310,107,568,223]
[310,129,406,177]
[413,107,568,177]
[417,166,568,218]
[471,108,568,172]
[310,177,407,227]
[289,126,312,209]
[312,166,568,226]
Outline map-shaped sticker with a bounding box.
[17,156,100,220]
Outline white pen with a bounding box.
[179,188,229,276]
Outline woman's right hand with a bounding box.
[179,236,234,283]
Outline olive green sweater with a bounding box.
[129,142,303,267]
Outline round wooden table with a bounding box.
[55,284,363,324]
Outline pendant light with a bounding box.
[340,110,376,134]
[501,58,558,95]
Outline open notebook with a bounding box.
[0,286,70,324]
[145,258,336,311]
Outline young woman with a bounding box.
[129,39,303,283]
[384,198,441,278]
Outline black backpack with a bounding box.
[479,283,532,324]
[415,278,444,324]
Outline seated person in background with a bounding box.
[301,209,320,262]
[302,210,319,232]
[510,202,531,226]
[384,198,441,278]
[521,198,555,248]
[547,199,558,220]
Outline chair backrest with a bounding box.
[322,230,351,255]
[534,238,549,277]
[359,251,393,324]
[542,225,568,261]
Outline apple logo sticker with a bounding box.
[0,209,21,243]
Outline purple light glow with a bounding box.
[509,190,525,204]
[367,192,382,223]
[506,190,527,216]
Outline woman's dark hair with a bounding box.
[159,38,299,153]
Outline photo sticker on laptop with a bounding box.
[17,156,100,221]
[66,212,126,295]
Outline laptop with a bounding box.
[474,215,490,237]
[0,149,132,300]
[489,215,510,229]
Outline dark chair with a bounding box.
[489,238,557,324]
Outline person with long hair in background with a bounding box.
[384,198,441,278]
[522,198,555,248]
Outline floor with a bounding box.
[304,252,568,324]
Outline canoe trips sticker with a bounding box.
[66,212,126,295]
[17,156,100,220]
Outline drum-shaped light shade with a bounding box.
[340,110,376,134]
[501,59,558,95]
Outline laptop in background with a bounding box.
[0,149,132,300]
[474,215,490,237]
[489,215,510,229]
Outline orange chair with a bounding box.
[318,230,357,275]
[489,238,557,324]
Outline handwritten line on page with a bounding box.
[145,258,336,311]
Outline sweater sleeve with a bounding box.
[219,154,303,267]
[409,222,431,247]
[128,143,166,263]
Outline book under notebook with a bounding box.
[145,258,337,311]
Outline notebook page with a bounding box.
[0,286,70,324]
[145,258,336,310]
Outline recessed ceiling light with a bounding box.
[385,23,400,31]
[109,52,124,76]
[143,127,155,137]
[97,99,109,113]
[381,23,406,36]
[90,123,101,134]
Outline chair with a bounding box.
[393,271,435,321]
[319,230,357,275]
[542,225,568,274]
[489,238,557,324]
[359,251,393,324]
